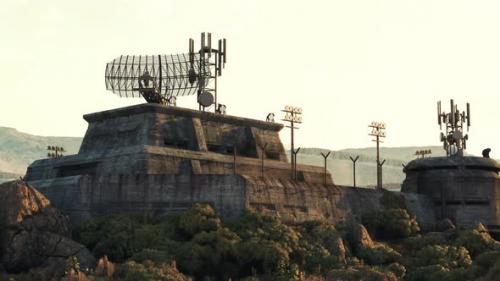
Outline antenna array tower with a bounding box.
[189,32,227,112]
[437,100,471,156]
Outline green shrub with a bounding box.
[412,245,472,268]
[327,265,399,281]
[177,204,221,239]
[357,244,402,265]
[130,248,173,263]
[113,260,191,281]
[453,228,495,257]
[403,232,448,253]
[362,208,419,239]
[380,190,407,210]
[405,265,471,281]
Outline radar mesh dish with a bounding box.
[105,54,211,98]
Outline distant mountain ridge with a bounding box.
[0,127,82,180]
[0,126,495,187]
[292,146,448,187]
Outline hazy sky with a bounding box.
[1,0,499,159]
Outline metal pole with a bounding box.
[293,147,301,180]
[321,152,331,185]
[291,118,294,179]
[376,135,381,189]
[349,156,359,187]
[378,159,386,189]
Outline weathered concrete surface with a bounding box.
[27,173,434,228]
[23,103,436,227]
[25,103,330,185]
[402,156,500,228]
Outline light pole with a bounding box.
[368,121,386,189]
[292,147,301,180]
[47,146,65,159]
[282,106,302,180]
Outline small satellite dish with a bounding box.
[217,104,227,114]
[198,91,214,107]
[266,113,275,122]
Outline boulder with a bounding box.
[0,180,95,273]
[353,224,374,249]
[330,237,347,260]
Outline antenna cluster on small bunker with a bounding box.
[437,99,471,156]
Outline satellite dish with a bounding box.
[266,113,275,122]
[198,91,214,107]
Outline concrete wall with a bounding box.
[29,174,435,228]
[402,156,500,228]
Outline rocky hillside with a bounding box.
[0,127,82,179]
[0,180,94,275]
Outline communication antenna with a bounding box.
[282,106,303,180]
[189,32,227,112]
[368,121,386,189]
[437,100,470,156]
[104,33,227,111]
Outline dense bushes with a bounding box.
[362,208,420,239]
[70,203,500,281]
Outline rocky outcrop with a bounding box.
[352,224,374,249]
[0,180,95,273]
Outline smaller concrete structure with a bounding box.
[402,156,500,229]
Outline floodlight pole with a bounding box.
[369,122,386,189]
[349,155,360,187]
[282,106,302,180]
[378,159,386,188]
[321,152,331,185]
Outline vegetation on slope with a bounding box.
[3,201,500,281]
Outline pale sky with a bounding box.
[1,0,499,159]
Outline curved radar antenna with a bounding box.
[104,53,211,104]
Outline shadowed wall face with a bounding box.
[402,156,500,228]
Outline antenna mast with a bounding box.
[188,32,227,112]
[368,121,386,189]
[437,100,470,156]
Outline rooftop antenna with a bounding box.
[437,100,470,156]
[368,121,386,189]
[282,106,302,180]
[189,32,227,112]
[104,33,226,110]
